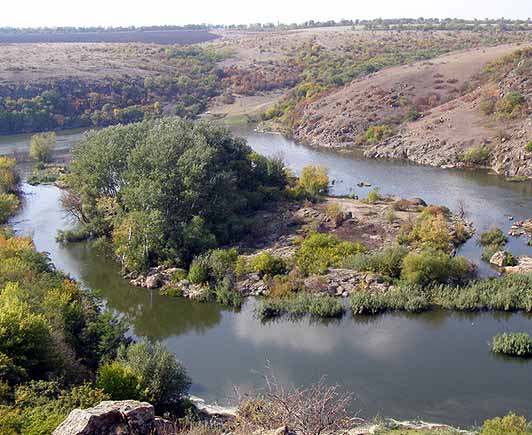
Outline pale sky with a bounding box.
[1,0,531,28]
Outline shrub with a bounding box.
[403,107,421,122]
[56,227,91,243]
[491,333,532,357]
[479,227,508,247]
[324,202,344,225]
[481,244,500,262]
[343,246,408,279]
[29,132,56,163]
[458,146,491,165]
[481,413,531,435]
[117,340,191,413]
[525,141,532,153]
[295,233,366,275]
[364,188,382,204]
[251,252,287,277]
[401,249,469,286]
[96,361,145,401]
[408,213,452,251]
[188,261,208,284]
[364,124,394,144]
[496,91,526,118]
[298,165,329,196]
[0,193,19,224]
[235,256,251,278]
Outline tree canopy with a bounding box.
[66,118,288,272]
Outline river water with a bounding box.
[8,126,532,427]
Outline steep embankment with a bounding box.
[295,44,532,178]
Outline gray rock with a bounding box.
[145,274,161,289]
[53,400,166,435]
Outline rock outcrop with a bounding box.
[53,400,175,435]
[504,256,532,274]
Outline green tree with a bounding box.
[29,132,56,163]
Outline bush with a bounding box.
[496,91,526,118]
[188,261,208,284]
[0,193,19,224]
[343,246,408,279]
[116,340,191,413]
[491,333,532,357]
[56,227,91,243]
[525,141,532,153]
[29,132,56,163]
[96,361,145,401]
[364,124,394,144]
[297,165,329,196]
[481,413,532,435]
[325,202,344,225]
[407,213,452,252]
[251,252,287,277]
[458,146,491,165]
[295,233,366,275]
[401,249,470,286]
[479,227,508,247]
[364,188,382,204]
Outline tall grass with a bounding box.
[257,294,344,319]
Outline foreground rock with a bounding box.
[53,400,174,435]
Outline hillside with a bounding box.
[291,44,532,178]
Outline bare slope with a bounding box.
[293,44,532,178]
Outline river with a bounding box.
[8,126,532,427]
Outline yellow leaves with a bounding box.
[298,165,329,196]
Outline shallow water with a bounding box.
[10,126,532,427]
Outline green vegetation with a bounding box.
[251,251,287,277]
[362,125,395,145]
[0,157,19,224]
[525,141,532,153]
[458,146,491,166]
[257,293,344,319]
[65,119,288,273]
[0,230,193,434]
[481,412,532,435]
[98,341,191,414]
[349,273,532,315]
[365,187,382,204]
[29,132,56,163]
[401,249,469,286]
[294,233,366,275]
[479,226,508,262]
[342,246,408,279]
[186,248,242,307]
[491,332,532,357]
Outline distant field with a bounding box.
[0,29,219,44]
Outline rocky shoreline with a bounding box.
[126,195,475,301]
[53,399,474,435]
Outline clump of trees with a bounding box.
[64,118,288,273]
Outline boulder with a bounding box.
[145,274,161,289]
[490,250,510,267]
[53,400,171,435]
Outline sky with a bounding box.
[1,0,531,28]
